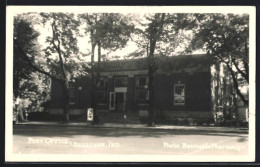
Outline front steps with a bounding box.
[96,111,140,124]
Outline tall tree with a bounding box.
[14,15,52,121]
[130,13,191,126]
[13,15,40,99]
[186,13,249,106]
[146,14,165,126]
[14,13,84,123]
[78,13,134,122]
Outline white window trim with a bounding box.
[174,84,185,106]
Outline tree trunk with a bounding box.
[148,63,155,126]
[61,80,70,123]
[148,40,157,126]
[18,107,26,122]
[91,42,96,107]
[92,42,101,124]
[97,42,101,83]
[147,14,165,127]
[90,40,97,124]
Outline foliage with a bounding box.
[40,13,88,80]
[185,13,249,106]
[78,13,135,120]
[79,13,135,54]
[13,15,40,97]
[13,14,51,112]
[130,13,195,126]
[19,72,51,112]
[14,13,88,122]
[130,13,192,59]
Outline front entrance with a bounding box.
[109,91,127,112]
[115,92,125,112]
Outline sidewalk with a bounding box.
[15,121,249,134]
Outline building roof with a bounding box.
[96,54,210,72]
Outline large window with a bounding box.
[135,76,149,105]
[174,84,185,106]
[114,77,128,87]
[97,91,107,104]
[97,77,108,105]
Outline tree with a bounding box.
[13,15,40,99]
[14,13,84,123]
[145,14,165,126]
[78,13,134,123]
[130,13,193,126]
[14,15,51,121]
[186,13,249,106]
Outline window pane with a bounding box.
[139,90,146,99]
[98,77,107,89]
[97,91,106,104]
[139,77,146,86]
[99,80,105,88]
[174,84,185,105]
[135,76,148,105]
[115,77,127,87]
[175,86,185,95]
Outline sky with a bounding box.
[29,13,206,63]
[33,14,140,62]
[17,6,252,65]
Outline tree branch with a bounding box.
[51,20,67,80]
[14,38,62,82]
[224,61,248,106]
[243,38,249,81]
[155,13,165,41]
[231,58,248,83]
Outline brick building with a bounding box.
[50,54,213,124]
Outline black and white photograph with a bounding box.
[5,6,255,162]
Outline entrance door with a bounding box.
[110,91,127,111]
[115,92,124,112]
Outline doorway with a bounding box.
[115,92,125,112]
[109,88,127,111]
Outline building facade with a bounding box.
[50,54,213,124]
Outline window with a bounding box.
[68,81,76,105]
[97,78,107,89]
[68,88,76,105]
[97,77,108,105]
[97,91,107,104]
[114,77,128,87]
[135,76,149,105]
[174,84,185,105]
[109,92,115,110]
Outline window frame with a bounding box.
[114,77,128,87]
[174,84,185,106]
[97,77,108,105]
[97,91,107,105]
[68,82,76,105]
[135,76,149,105]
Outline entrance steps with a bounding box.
[96,111,140,124]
